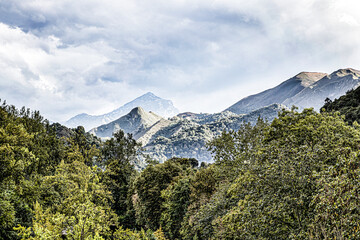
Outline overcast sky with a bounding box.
[1,0,360,122]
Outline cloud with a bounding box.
[1,0,360,121]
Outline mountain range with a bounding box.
[89,104,286,163]
[66,68,360,164]
[65,92,179,131]
[226,68,360,114]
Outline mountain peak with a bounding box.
[65,92,179,130]
[143,92,156,97]
[330,68,360,78]
[294,72,327,87]
[129,106,146,116]
[89,107,163,139]
[137,92,159,100]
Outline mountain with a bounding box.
[226,72,327,114]
[283,68,360,110]
[89,107,163,139]
[226,68,360,114]
[139,104,286,163]
[65,92,179,130]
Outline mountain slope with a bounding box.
[322,83,360,125]
[283,68,360,111]
[65,92,179,130]
[141,104,286,163]
[89,107,163,139]
[225,72,326,114]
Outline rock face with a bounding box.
[89,107,163,139]
[226,72,327,114]
[65,92,179,131]
[226,69,360,114]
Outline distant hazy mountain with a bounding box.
[89,107,163,139]
[226,72,327,114]
[283,68,360,110]
[65,92,179,130]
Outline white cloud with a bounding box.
[1,0,360,121]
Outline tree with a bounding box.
[209,109,360,239]
[133,158,198,231]
[16,160,117,239]
[101,130,140,228]
[160,176,191,239]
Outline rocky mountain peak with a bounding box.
[330,68,360,78]
[294,72,327,87]
[89,107,163,139]
[128,106,146,116]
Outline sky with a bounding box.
[1,0,360,122]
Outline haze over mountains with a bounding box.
[65,92,179,131]
[66,68,360,163]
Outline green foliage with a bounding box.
[101,130,140,228]
[310,151,360,239]
[322,87,360,125]
[209,108,360,239]
[16,160,117,239]
[4,98,360,240]
[133,158,198,231]
[160,176,191,239]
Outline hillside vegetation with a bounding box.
[322,86,360,124]
[1,100,360,239]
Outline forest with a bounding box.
[1,96,360,240]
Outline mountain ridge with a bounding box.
[65,92,179,131]
[225,71,327,114]
[226,68,360,114]
[283,68,360,110]
[89,106,163,139]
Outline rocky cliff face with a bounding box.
[65,92,179,131]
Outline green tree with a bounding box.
[101,130,140,228]
[17,160,116,239]
[209,109,360,239]
[133,158,198,231]
[160,176,191,239]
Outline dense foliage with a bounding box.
[322,86,360,124]
[1,99,360,239]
